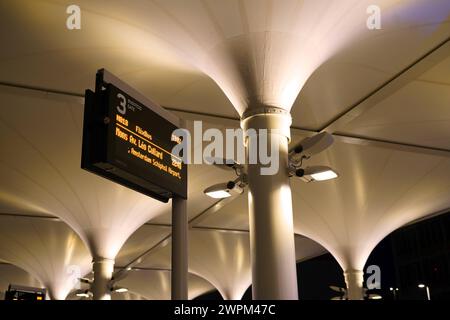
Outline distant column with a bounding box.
[92,257,114,300]
[344,270,364,300]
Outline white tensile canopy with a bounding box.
[0,0,449,299]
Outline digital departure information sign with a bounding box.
[82,69,187,202]
[4,285,46,301]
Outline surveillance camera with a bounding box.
[290,132,334,158]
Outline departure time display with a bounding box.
[82,70,187,202]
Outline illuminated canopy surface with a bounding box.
[0,0,449,298]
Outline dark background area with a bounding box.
[196,210,450,300]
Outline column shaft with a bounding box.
[242,110,298,300]
[344,270,364,300]
[92,258,114,300]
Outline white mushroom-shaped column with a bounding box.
[103,0,398,299]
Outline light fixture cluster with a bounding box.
[75,289,91,298]
[203,132,338,199]
[203,158,247,199]
[111,287,128,293]
[75,277,128,299]
[288,132,338,182]
[204,180,244,199]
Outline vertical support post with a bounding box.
[171,196,188,300]
[92,258,114,300]
[344,270,364,300]
[241,108,299,300]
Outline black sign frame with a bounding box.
[81,69,187,202]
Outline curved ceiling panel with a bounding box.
[292,7,450,129]
[291,140,450,271]
[134,228,325,299]
[0,216,91,300]
[97,0,449,115]
[0,0,237,118]
[338,56,450,149]
[187,230,251,300]
[115,225,171,267]
[2,1,447,117]
[194,192,249,231]
[135,229,251,300]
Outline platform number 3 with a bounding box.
[117,93,127,115]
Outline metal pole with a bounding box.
[426,286,431,301]
[171,196,188,300]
